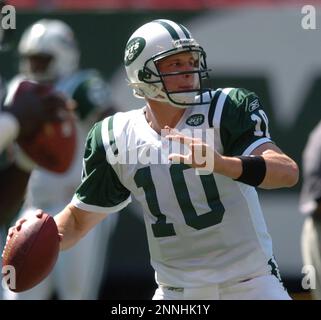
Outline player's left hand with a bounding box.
[165,126,222,173]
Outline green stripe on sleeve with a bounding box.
[75,120,130,209]
[208,90,222,128]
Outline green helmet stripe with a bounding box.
[155,20,180,41]
[178,23,191,39]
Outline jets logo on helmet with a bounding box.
[124,37,146,66]
[125,19,212,108]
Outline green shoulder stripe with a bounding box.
[107,116,118,156]
[75,120,130,208]
[208,89,222,128]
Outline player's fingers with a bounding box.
[190,143,208,166]
[8,227,15,239]
[166,134,196,146]
[35,209,44,218]
[7,223,19,240]
[58,233,63,242]
[168,153,189,164]
[15,218,27,231]
[190,143,208,155]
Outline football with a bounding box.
[11,80,76,173]
[18,116,77,173]
[2,213,60,292]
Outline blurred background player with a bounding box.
[300,120,321,300]
[1,2,75,299]
[3,19,118,300]
[1,1,68,220]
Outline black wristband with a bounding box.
[234,155,266,186]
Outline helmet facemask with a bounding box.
[19,53,55,82]
[131,46,212,108]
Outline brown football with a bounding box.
[13,80,76,173]
[2,213,60,292]
[19,115,77,173]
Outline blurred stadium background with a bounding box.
[1,0,321,299]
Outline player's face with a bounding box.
[156,51,199,93]
[26,54,53,76]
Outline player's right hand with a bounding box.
[5,210,63,248]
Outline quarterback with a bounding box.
[6,19,299,300]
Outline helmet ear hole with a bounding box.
[138,70,144,81]
[138,69,153,81]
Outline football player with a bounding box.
[3,19,117,300]
[6,19,299,300]
[0,2,70,224]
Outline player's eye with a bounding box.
[169,61,181,67]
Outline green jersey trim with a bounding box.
[212,88,234,129]
[208,89,222,128]
[71,193,131,214]
[242,138,272,156]
[107,116,119,156]
[73,120,131,212]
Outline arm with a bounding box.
[54,203,107,251]
[55,119,130,250]
[167,135,299,190]
[5,204,107,253]
[198,88,298,189]
[214,142,299,189]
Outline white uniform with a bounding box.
[71,87,290,299]
[3,70,118,300]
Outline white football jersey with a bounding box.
[72,87,278,288]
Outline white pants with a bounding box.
[301,215,321,300]
[152,274,291,300]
